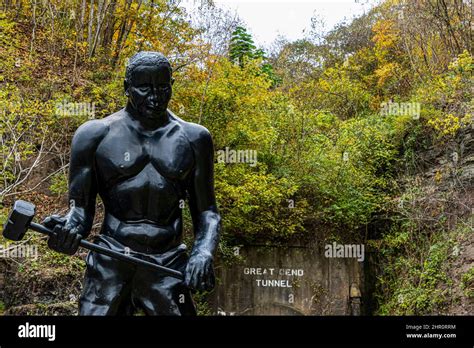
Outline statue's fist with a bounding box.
[184,252,215,291]
[43,215,83,255]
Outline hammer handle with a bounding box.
[29,222,184,280]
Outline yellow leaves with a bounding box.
[319,78,331,91]
[372,19,399,52]
[461,113,473,128]
[415,52,473,115]
[416,52,473,139]
[64,38,76,50]
[449,50,473,73]
[375,62,398,88]
[313,66,372,119]
[427,113,461,138]
[215,164,307,239]
[173,56,280,150]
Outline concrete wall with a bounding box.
[214,243,364,315]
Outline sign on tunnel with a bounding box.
[214,243,364,315]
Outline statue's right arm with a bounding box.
[44,120,108,254]
[67,120,108,236]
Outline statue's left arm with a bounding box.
[184,125,221,291]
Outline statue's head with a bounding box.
[124,51,174,120]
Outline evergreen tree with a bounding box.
[229,26,257,66]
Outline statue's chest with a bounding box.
[95,123,194,184]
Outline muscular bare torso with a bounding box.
[93,110,196,254]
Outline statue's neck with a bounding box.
[125,103,169,131]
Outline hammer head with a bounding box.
[2,200,36,241]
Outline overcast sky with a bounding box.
[183,0,380,48]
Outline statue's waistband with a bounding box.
[93,233,187,268]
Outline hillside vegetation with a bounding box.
[0,0,472,315]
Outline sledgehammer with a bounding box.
[2,200,184,280]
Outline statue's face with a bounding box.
[125,64,172,119]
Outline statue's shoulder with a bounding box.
[168,110,212,148]
[72,110,124,149]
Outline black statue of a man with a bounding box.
[43,51,221,315]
